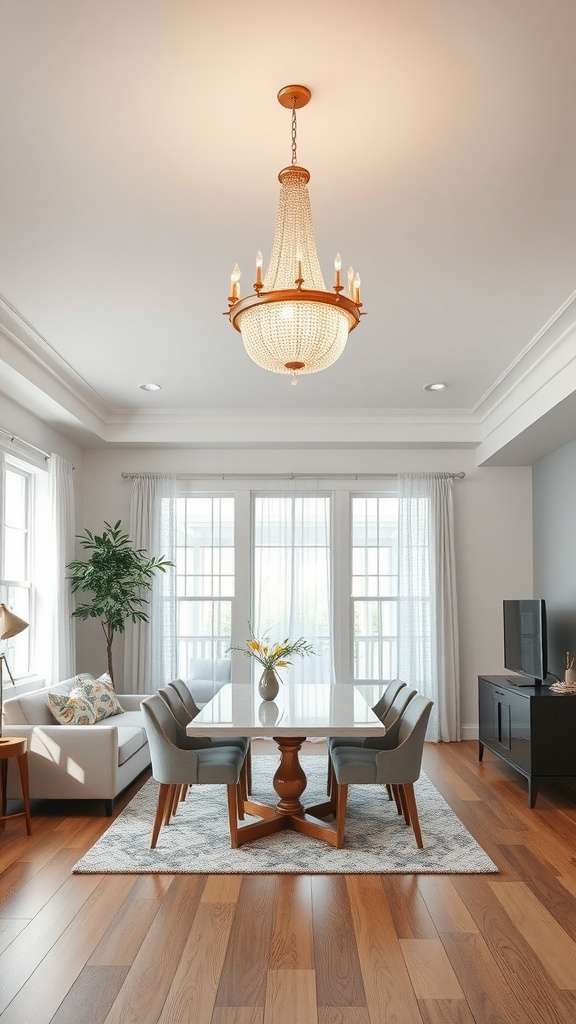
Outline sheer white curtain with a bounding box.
[253,493,333,683]
[48,454,76,683]
[124,474,177,694]
[397,473,460,741]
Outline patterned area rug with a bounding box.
[73,757,498,875]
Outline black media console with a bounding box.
[478,675,576,807]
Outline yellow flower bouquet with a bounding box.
[227,624,314,672]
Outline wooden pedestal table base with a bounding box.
[234,736,338,848]
[0,736,32,835]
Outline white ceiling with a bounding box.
[1,0,576,461]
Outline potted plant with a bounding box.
[66,520,173,685]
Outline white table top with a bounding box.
[186,683,387,738]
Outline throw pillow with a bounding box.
[47,687,97,726]
[80,673,125,721]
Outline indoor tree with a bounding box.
[66,520,173,685]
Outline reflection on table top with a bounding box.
[186,683,387,738]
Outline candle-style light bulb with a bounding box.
[296,251,303,286]
[231,263,241,301]
[255,251,263,291]
[334,252,342,291]
[353,272,361,305]
[347,266,354,299]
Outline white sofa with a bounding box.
[2,676,150,815]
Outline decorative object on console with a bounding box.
[227,85,364,384]
[66,520,173,684]
[227,624,314,700]
[0,603,29,738]
[547,652,576,692]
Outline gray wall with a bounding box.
[533,437,576,679]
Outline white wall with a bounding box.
[1,394,84,523]
[78,446,533,737]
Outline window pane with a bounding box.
[175,495,234,681]
[253,494,332,683]
[4,527,26,581]
[352,495,398,680]
[5,470,27,528]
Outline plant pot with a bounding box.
[258,668,280,701]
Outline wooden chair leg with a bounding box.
[246,742,252,796]
[335,783,348,848]
[239,758,248,805]
[385,783,393,801]
[170,785,182,819]
[402,783,423,848]
[163,784,177,825]
[227,784,239,848]
[391,784,403,815]
[237,779,245,820]
[397,785,411,826]
[327,756,334,796]
[151,783,171,848]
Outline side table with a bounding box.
[0,736,32,834]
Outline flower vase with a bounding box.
[258,668,280,701]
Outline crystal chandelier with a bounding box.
[227,85,363,382]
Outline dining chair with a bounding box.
[330,694,433,849]
[158,685,251,805]
[371,678,406,722]
[141,694,246,849]
[326,685,417,793]
[167,678,202,720]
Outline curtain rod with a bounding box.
[0,426,50,461]
[122,471,466,481]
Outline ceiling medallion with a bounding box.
[227,85,364,383]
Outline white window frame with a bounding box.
[0,449,48,683]
[174,477,398,685]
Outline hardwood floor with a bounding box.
[2,740,576,1023]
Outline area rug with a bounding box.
[73,757,498,875]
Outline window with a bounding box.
[253,493,332,683]
[0,455,35,677]
[175,495,234,679]
[172,483,399,685]
[352,495,399,681]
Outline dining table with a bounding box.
[186,682,386,847]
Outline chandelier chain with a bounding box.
[291,100,298,165]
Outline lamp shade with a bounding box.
[0,603,29,640]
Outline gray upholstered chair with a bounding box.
[160,684,252,797]
[141,694,246,849]
[156,684,249,802]
[371,678,407,722]
[326,685,416,793]
[330,694,433,849]
[167,678,202,721]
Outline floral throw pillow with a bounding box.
[47,687,97,725]
[80,673,125,721]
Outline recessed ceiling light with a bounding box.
[139,383,162,392]
[423,382,447,392]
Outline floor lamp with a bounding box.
[0,603,29,739]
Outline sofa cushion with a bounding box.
[47,688,98,726]
[5,676,93,726]
[91,710,145,730]
[116,726,148,765]
[81,674,125,721]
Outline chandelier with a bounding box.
[227,85,363,382]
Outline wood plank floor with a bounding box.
[2,740,576,1023]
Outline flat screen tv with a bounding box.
[503,599,548,684]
